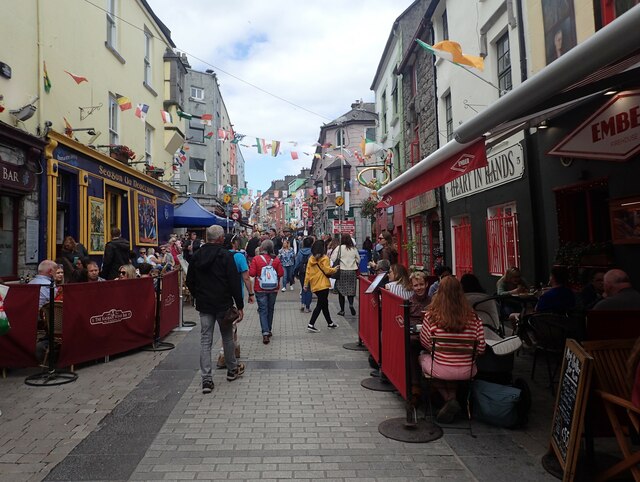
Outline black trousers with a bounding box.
[310,289,332,326]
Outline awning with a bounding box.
[377,139,487,207]
[173,197,231,228]
[378,5,640,205]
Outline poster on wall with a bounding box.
[542,0,577,65]
[610,197,640,245]
[88,197,105,254]
[136,193,158,246]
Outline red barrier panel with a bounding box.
[0,285,40,368]
[159,271,180,338]
[58,278,156,367]
[380,289,408,399]
[358,276,380,363]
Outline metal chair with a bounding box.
[527,313,571,393]
[423,336,478,436]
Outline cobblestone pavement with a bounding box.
[1,289,559,481]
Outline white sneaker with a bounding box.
[281,287,286,292]
[290,285,294,291]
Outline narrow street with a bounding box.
[2,289,556,482]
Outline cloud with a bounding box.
[148,0,414,192]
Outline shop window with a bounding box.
[452,216,473,276]
[486,203,520,276]
[555,179,609,244]
[601,0,639,26]
[106,189,122,233]
[0,196,17,278]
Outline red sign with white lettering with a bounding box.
[332,219,355,235]
[548,90,640,161]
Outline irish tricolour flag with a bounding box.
[416,39,484,71]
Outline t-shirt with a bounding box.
[230,250,249,296]
[385,281,414,300]
[535,286,576,313]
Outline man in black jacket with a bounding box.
[101,227,131,280]
[186,225,245,394]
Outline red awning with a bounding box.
[377,139,487,208]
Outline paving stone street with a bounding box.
[1,290,558,481]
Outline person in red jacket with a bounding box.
[249,239,284,344]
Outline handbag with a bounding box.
[222,306,240,324]
[319,258,340,280]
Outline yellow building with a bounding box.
[0,0,184,276]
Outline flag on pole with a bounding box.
[416,39,484,71]
[117,94,132,111]
[64,70,88,84]
[200,113,212,125]
[291,151,299,160]
[272,140,280,157]
[43,61,52,93]
[135,103,149,121]
[160,110,172,123]
[177,110,193,120]
[204,131,214,140]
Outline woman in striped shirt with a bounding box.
[385,264,414,300]
[419,276,486,423]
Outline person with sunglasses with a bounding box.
[117,265,137,279]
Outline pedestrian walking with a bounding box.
[294,237,314,312]
[278,239,295,291]
[185,225,245,394]
[101,227,131,280]
[330,234,360,316]
[304,239,339,332]
[249,239,284,344]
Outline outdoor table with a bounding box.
[499,292,539,335]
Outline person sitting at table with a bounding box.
[409,271,430,326]
[577,269,605,310]
[136,247,149,266]
[593,269,640,310]
[535,266,576,314]
[385,263,414,300]
[496,266,529,295]
[86,260,105,282]
[419,276,486,424]
[53,264,65,301]
[29,259,59,309]
[158,245,175,271]
[428,265,452,298]
[147,248,161,267]
[117,264,137,280]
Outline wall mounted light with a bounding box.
[537,120,549,129]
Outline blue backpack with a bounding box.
[258,255,278,290]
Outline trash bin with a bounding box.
[358,250,370,274]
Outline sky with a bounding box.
[147,0,415,194]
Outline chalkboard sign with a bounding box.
[549,339,593,482]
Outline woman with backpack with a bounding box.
[293,237,314,312]
[304,240,339,332]
[249,240,284,344]
[330,234,361,316]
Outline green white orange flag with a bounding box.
[177,110,193,120]
[416,39,484,71]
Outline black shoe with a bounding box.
[227,363,245,381]
[350,306,356,316]
[202,379,214,394]
[327,322,339,328]
[337,311,345,316]
[307,324,320,333]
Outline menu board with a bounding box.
[549,339,593,482]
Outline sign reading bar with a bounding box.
[549,90,640,161]
[445,143,524,202]
[0,159,36,192]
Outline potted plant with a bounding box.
[109,145,136,164]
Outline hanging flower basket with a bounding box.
[109,145,136,163]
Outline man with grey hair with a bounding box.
[593,269,640,310]
[29,259,59,309]
[186,224,245,394]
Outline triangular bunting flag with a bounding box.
[64,70,88,84]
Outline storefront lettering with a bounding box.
[445,143,524,202]
[0,159,36,192]
[133,179,155,195]
[591,105,640,142]
[3,166,18,182]
[98,165,156,196]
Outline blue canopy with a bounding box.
[173,197,232,228]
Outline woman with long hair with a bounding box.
[117,264,137,279]
[419,276,485,424]
[378,231,398,265]
[331,234,361,316]
[304,239,338,332]
[385,264,414,300]
[278,239,295,291]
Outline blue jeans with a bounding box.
[300,277,312,308]
[282,265,294,288]
[199,310,237,381]
[256,292,277,335]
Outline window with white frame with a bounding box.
[365,127,376,142]
[497,33,512,96]
[381,91,388,134]
[391,81,399,116]
[144,123,153,165]
[188,119,204,143]
[190,86,204,101]
[442,9,449,40]
[336,128,346,147]
[486,202,520,276]
[108,94,119,145]
[106,0,117,49]
[144,29,152,87]
[444,93,453,141]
